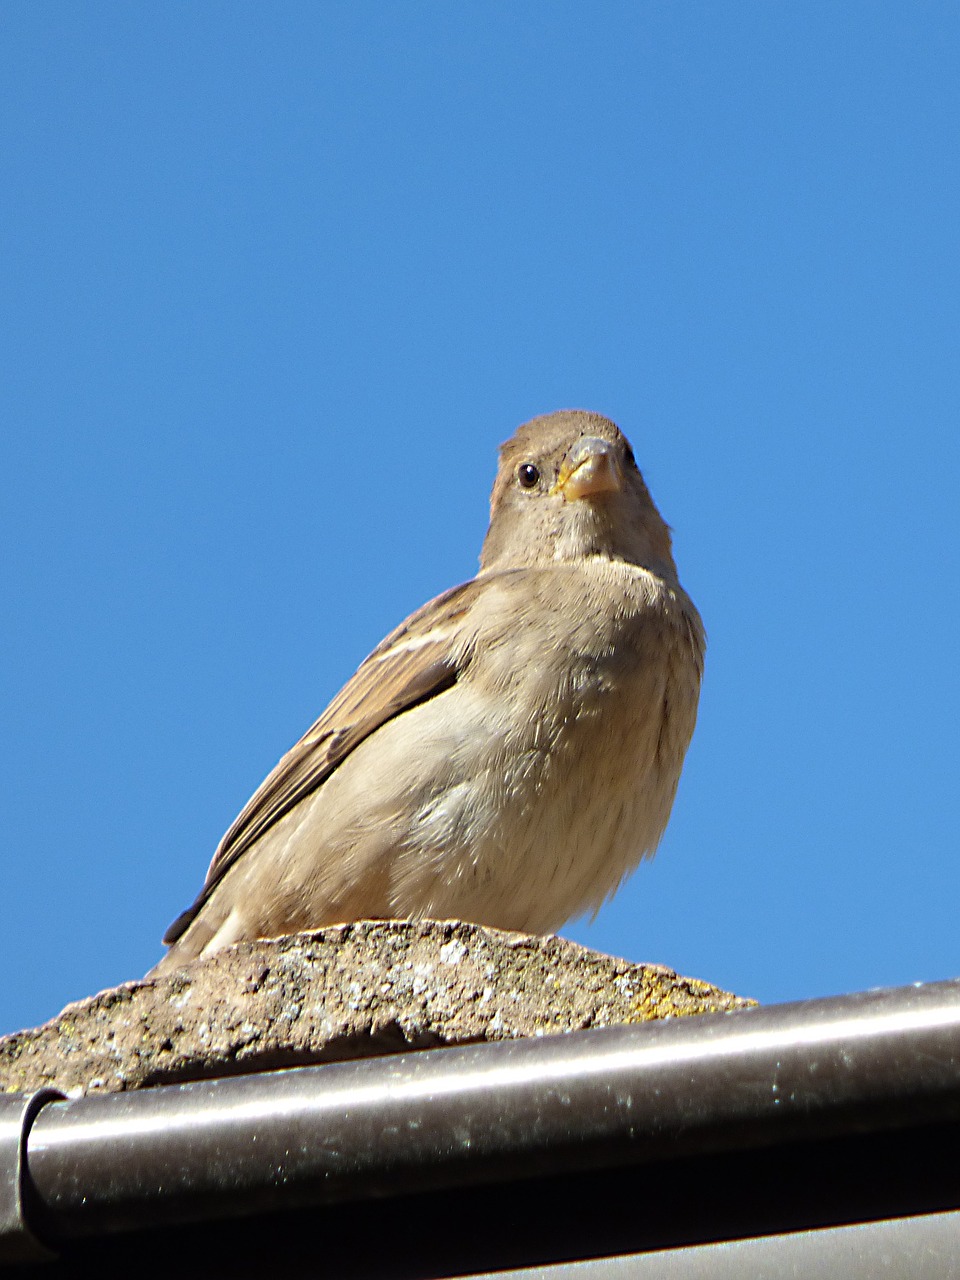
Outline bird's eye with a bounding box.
[517,463,540,489]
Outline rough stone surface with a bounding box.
[0,919,753,1097]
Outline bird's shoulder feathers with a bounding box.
[162,578,480,945]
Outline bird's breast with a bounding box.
[394,562,704,933]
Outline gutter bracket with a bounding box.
[0,1089,65,1264]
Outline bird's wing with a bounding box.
[163,578,480,945]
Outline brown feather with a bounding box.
[163,580,478,944]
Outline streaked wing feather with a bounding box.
[163,580,478,945]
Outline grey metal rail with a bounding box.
[5,977,960,1257]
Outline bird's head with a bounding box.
[480,410,677,579]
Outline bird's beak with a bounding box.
[550,437,622,502]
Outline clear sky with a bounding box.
[3,4,959,1038]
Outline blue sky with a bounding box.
[3,4,959,1037]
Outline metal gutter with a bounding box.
[0,1089,63,1264]
[4,977,960,1260]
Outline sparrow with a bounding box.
[152,410,705,975]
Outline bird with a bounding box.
[151,410,705,975]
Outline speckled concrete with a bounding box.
[0,919,753,1096]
